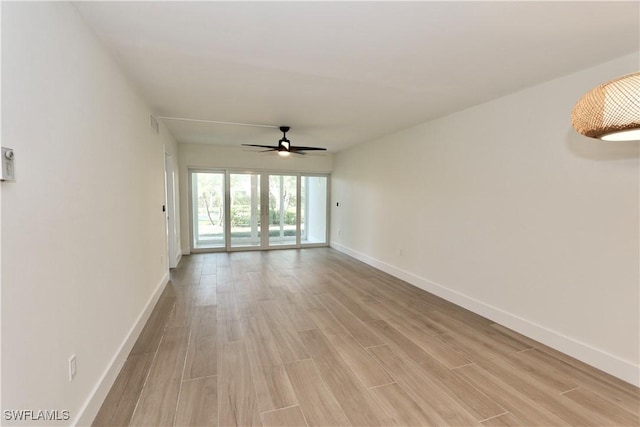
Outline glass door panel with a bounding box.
[192,170,328,252]
[230,173,261,248]
[301,176,328,244]
[192,171,225,249]
[268,175,298,246]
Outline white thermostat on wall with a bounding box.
[1,147,16,181]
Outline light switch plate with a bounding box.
[1,147,15,181]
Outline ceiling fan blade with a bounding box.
[260,149,278,152]
[291,146,327,151]
[242,144,278,149]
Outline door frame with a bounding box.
[164,152,179,268]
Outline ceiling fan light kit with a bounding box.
[570,72,640,141]
[242,126,327,156]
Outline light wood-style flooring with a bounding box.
[93,248,639,426]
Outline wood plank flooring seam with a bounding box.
[282,357,314,366]
[450,362,475,369]
[127,334,163,424]
[478,410,510,423]
[366,381,397,390]
[296,407,310,427]
[316,326,394,390]
[366,319,506,421]
[305,355,343,410]
[260,405,310,427]
[298,328,391,425]
[283,354,351,425]
[171,327,193,426]
[366,344,481,426]
[560,386,582,395]
[182,373,218,382]
[260,404,300,415]
[562,386,640,426]
[363,343,387,350]
[450,349,606,426]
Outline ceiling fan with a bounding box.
[242,126,327,157]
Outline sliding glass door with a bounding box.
[229,173,261,249]
[268,175,298,247]
[190,169,328,252]
[191,171,225,249]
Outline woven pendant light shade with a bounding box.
[571,72,640,140]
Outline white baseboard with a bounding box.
[73,272,170,426]
[174,252,182,267]
[330,242,639,387]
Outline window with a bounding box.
[189,169,329,251]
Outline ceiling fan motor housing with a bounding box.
[279,138,291,151]
[279,126,291,151]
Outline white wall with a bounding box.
[178,143,332,254]
[1,2,180,425]
[331,53,639,386]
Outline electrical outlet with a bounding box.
[69,355,77,382]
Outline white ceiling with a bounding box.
[74,1,639,152]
